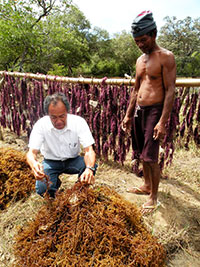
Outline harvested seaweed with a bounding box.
[14,183,166,266]
[0,148,35,210]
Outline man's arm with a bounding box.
[26,148,45,179]
[80,145,96,184]
[154,51,176,140]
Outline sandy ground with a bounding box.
[0,129,200,266]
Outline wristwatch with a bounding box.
[86,166,95,173]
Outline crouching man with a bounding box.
[27,92,97,198]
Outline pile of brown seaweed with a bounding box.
[0,148,35,210]
[14,183,166,266]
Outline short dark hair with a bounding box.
[43,92,70,114]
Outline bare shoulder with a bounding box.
[159,47,175,63]
[138,53,145,58]
[136,53,145,65]
[158,47,176,81]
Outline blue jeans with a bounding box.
[36,156,97,197]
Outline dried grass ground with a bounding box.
[0,129,200,266]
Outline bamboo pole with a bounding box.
[1,71,200,87]
[0,71,135,85]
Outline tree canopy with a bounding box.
[158,16,200,77]
[0,0,199,77]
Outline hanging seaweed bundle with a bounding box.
[0,148,35,210]
[14,183,166,267]
[175,87,200,149]
[0,72,199,171]
[160,86,200,168]
[0,74,46,137]
[92,82,132,163]
[194,90,200,145]
[162,95,181,166]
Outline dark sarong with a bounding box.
[131,103,163,162]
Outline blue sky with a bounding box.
[73,0,200,36]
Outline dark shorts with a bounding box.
[131,103,163,162]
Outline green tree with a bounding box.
[0,0,91,75]
[77,27,115,77]
[111,31,141,77]
[0,0,59,71]
[158,16,200,77]
[78,30,140,78]
[45,5,91,76]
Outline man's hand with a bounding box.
[82,145,96,184]
[121,116,132,133]
[27,148,45,180]
[31,161,46,180]
[80,168,95,185]
[153,122,166,140]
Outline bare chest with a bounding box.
[137,55,162,79]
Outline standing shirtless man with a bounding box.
[122,11,176,213]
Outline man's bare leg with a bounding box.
[142,161,161,213]
[127,161,151,194]
[127,160,151,194]
[142,161,152,193]
[127,161,160,200]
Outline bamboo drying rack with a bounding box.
[1,71,200,87]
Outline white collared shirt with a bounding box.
[28,114,95,160]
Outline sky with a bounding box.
[73,0,200,36]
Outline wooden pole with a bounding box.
[1,71,200,87]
